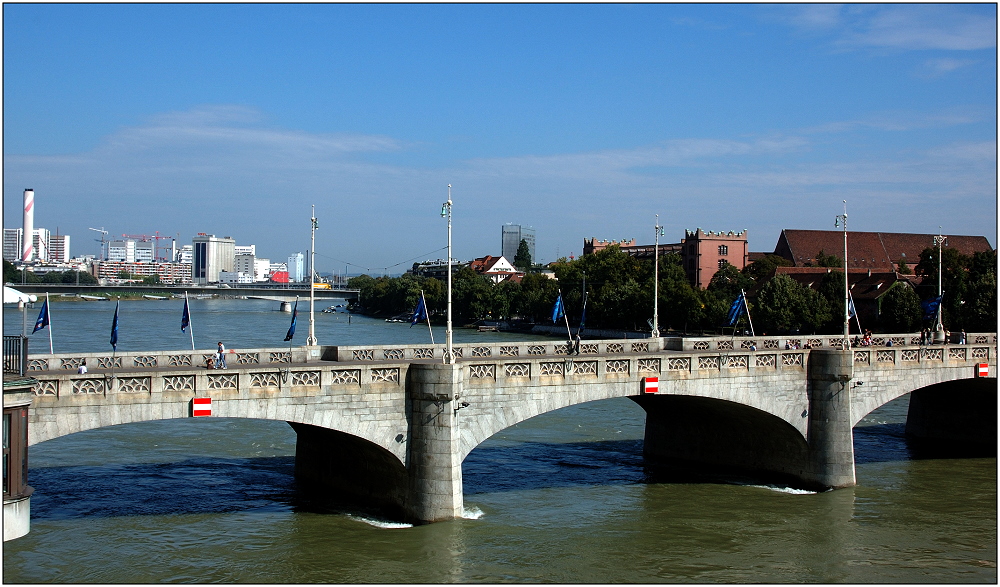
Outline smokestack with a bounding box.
[22,188,34,263]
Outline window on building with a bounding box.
[718,259,728,269]
[718,245,728,255]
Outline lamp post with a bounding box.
[441,185,454,364]
[652,214,663,338]
[835,201,849,349]
[933,227,947,343]
[306,205,318,346]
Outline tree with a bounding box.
[742,254,792,284]
[817,270,846,334]
[878,283,921,333]
[754,274,831,334]
[813,250,842,268]
[513,239,533,272]
[4,260,20,284]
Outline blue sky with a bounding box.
[3,3,996,274]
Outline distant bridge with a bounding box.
[8,283,359,301]
[18,332,997,524]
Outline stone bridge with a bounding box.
[21,333,997,524]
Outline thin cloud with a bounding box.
[776,5,996,52]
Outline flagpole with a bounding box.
[45,292,53,354]
[850,291,862,335]
[652,214,661,338]
[558,289,573,342]
[186,291,195,351]
[421,290,435,344]
[741,289,755,337]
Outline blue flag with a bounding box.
[181,298,191,332]
[32,299,49,334]
[552,294,565,323]
[848,295,856,319]
[921,295,942,321]
[284,299,298,342]
[110,300,120,350]
[579,292,588,333]
[727,292,745,326]
[411,295,427,327]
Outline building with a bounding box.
[253,258,271,282]
[3,229,21,262]
[502,224,536,265]
[48,234,70,263]
[287,252,305,283]
[234,253,256,279]
[30,229,50,264]
[582,228,747,289]
[683,229,749,289]
[93,260,192,284]
[218,271,254,285]
[772,229,994,272]
[176,245,193,264]
[409,259,467,280]
[192,234,236,285]
[469,255,522,284]
[234,245,256,256]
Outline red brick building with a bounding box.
[583,229,748,289]
[773,230,993,272]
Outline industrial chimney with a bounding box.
[21,188,34,263]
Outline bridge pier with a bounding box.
[638,349,857,490]
[802,349,856,488]
[405,363,464,523]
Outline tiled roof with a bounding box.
[775,230,992,269]
[773,267,906,300]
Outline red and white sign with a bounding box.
[643,377,659,393]
[977,363,989,378]
[192,397,212,417]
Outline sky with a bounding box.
[3,3,996,275]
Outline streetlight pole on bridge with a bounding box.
[933,228,947,344]
[306,205,318,347]
[442,185,454,364]
[835,201,849,350]
[652,214,664,338]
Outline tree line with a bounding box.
[349,245,995,335]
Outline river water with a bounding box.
[3,299,996,583]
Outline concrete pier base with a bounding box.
[637,350,857,490]
[405,363,464,524]
[801,350,856,488]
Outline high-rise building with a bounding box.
[31,228,50,263]
[3,229,22,262]
[192,234,236,285]
[49,234,70,263]
[502,224,536,265]
[287,252,305,283]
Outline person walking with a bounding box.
[217,341,228,369]
[573,332,581,355]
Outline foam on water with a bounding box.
[743,483,818,495]
[462,506,485,520]
[348,515,413,529]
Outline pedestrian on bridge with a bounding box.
[217,341,228,369]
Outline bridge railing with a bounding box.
[666,332,997,352]
[327,337,670,362]
[21,346,312,373]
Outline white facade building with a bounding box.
[234,245,256,256]
[254,258,271,282]
[218,271,254,285]
[177,245,193,264]
[288,252,305,283]
[192,234,236,285]
[3,229,22,262]
[48,234,70,263]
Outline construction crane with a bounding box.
[88,227,109,260]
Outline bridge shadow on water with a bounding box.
[27,428,993,522]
